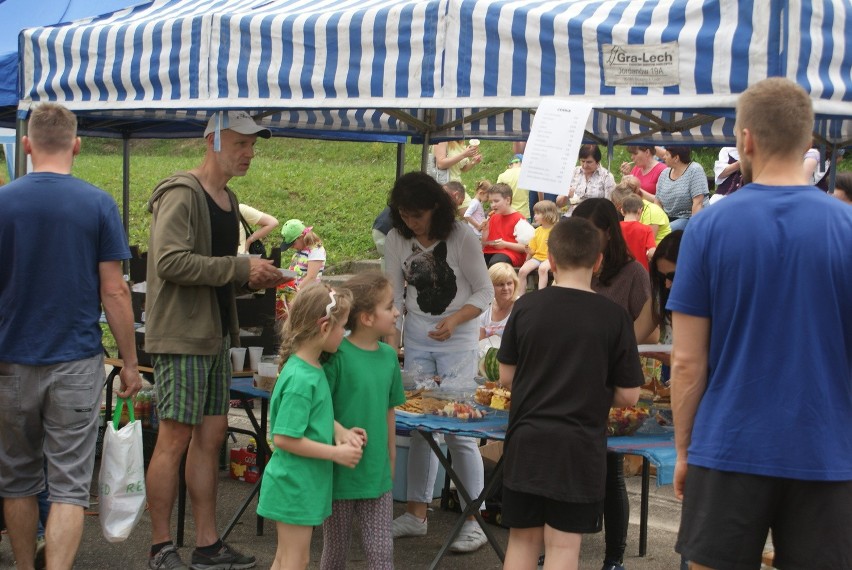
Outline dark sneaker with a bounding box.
[149,545,189,570]
[190,542,256,569]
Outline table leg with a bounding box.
[221,393,271,538]
[417,431,505,569]
[639,457,650,557]
[222,479,262,541]
[177,454,187,548]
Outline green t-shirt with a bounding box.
[323,338,406,500]
[257,355,334,525]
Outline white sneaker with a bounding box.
[392,512,427,538]
[449,522,487,553]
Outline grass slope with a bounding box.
[64,138,730,266]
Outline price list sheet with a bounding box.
[518,99,593,197]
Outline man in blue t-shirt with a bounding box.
[668,78,852,569]
[0,103,142,569]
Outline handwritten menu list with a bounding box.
[518,99,594,197]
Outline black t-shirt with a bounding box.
[204,191,238,332]
[498,286,644,503]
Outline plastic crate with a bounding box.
[392,435,447,502]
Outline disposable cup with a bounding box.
[248,346,263,371]
[230,347,247,371]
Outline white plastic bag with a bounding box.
[426,153,450,185]
[99,398,146,542]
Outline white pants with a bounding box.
[403,348,484,508]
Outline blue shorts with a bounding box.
[0,354,103,507]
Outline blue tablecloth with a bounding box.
[608,433,676,486]
[395,411,508,439]
[395,412,676,486]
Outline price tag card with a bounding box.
[518,99,593,197]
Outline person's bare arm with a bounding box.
[802,155,818,181]
[302,259,324,283]
[633,298,658,344]
[612,386,640,408]
[274,434,363,468]
[670,312,710,500]
[99,261,142,398]
[490,238,526,253]
[690,194,704,216]
[244,212,279,248]
[499,363,516,391]
[435,142,478,170]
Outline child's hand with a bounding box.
[337,427,367,449]
[333,442,363,468]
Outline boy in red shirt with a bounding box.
[481,183,526,267]
[619,195,656,271]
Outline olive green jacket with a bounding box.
[144,172,250,355]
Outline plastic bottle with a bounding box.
[150,390,159,431]
[133,396,144,426]
[247,437,256,454]
[139,389,151,429]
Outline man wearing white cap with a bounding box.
[144,111,285,570]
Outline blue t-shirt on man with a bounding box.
[668,183,852,481]
[0,172,130,365]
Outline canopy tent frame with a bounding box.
[11,0,851,184]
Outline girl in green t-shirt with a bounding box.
[258,282,366,570]
[320,273,406,569]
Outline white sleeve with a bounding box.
[713,148,731,184]
[384,230,407,333]
[307,246,326,262]
[463,199,478,219]
[454,224,494,312]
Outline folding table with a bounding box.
[607,432,676,556]
[395,412,509,569]
[395,412,677,564]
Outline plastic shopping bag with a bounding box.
[426,153,450,185]
[99,397,146,542]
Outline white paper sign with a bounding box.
[602,42,680,87]
[518,99,593,197]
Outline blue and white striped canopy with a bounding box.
[17,0,852,144]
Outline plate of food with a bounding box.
[395,392,443,417]
[474,381,511,412]
[431,401,487,421]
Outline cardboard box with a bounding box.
[479,441,504,463]
[230,447,260,483]
[392,435,447,502]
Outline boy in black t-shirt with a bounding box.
[497,217,643,569]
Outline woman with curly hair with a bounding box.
[384,172,493,553]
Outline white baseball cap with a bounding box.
[204,111,271,139]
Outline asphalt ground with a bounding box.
[0,405,690,569]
